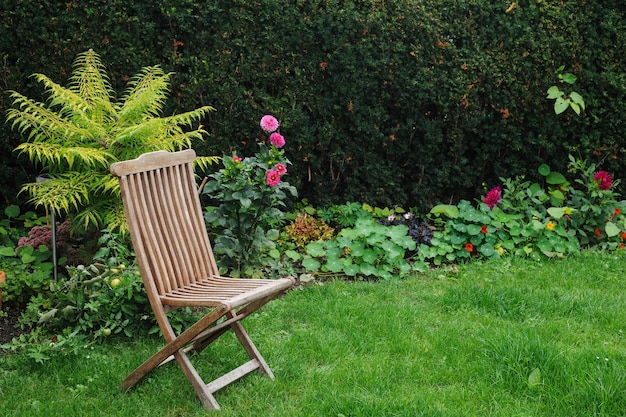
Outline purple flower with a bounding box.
[260,115,279,132]
[269,132,285,148]
[483,186,502,209]
[594,171,613,190]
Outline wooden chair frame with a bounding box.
[110,149,295,410]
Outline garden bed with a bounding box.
[0,307,27,345]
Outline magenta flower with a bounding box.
[232,155,242,163]
[269,132,285,148]
[260,115,279,132]
[594,171,613,190]
[275,163,287,175]
[266,170,281,187]
[483,186,502,209]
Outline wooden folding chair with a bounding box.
[110,149,295,410]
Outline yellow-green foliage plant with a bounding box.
[7,49,217,232]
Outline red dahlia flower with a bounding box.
[594,171,613,190]
[483,186,502,209]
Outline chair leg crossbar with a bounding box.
[122,307,276,410]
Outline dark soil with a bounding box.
[0,306,28,345]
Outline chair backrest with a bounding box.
[110,149,219,301]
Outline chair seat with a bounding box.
[160,276,295,310]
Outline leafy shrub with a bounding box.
[316,202,371,229]
[17,229,154,338]
[0,244,55,306]
[377,212,434,250]
[420,156,626,264]
[284,212,334,248]
[7,49,216,232]
[301,217,418,280]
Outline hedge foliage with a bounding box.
[1,1,625,211]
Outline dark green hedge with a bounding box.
[2,1,625,211]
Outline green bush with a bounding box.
[1,1,625,211]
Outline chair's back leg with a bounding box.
[226,310,275,379]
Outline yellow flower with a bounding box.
[546,221,555,231]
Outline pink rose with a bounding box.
[269,132,285,148]
[260,115,279,132]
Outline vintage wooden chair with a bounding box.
[110,149,295,410]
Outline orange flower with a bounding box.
[615,208,621,216]
[464,243,474,252]
[621,243,625,249]
[621,232,626,240]
[481,225,488,234]
[595,227,602,238]
[546,221,555,231]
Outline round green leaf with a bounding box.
[538,164,551,176]
[301,256,320,272]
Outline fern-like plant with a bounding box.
[7,50,217,232]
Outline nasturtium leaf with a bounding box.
[305,241,325,257]
[537,238,552,253]
[479,244,496,257]
[466,224,482,235]
[360,263,378,276]
[301,256,320,272]
[344,264,360,276]
[325,257,344,273]
[538,164,551,176]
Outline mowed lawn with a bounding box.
[1,250,625,416]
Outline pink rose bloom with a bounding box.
[594,171,612,190]
[483,186,502,209]
[266,170,281,187]
[269,132,285,148]
[275,163,287,175]
[260,115,279,132]
[232,155,242,163]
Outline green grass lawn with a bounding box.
[2,251,625,416]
